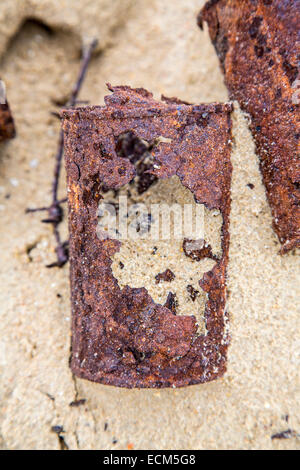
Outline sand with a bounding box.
[108,174,221,332]
[0,0,299,450]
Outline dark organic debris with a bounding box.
[51,425,64,434]
[62,84,233,388]
[199,0,300,254]
[155,268,176,284]
[26,39,97,268]
[58,435,69,450]
[51,424,69,450]
[186,285,200,302]
[271,429,298,440]
[46,240,69,268]
[116,131,158,194]
[69,398,86,407]
[45,392,55,401]
[183,238,219,262]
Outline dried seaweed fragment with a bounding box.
[62,85,233,388]
[198,0,300,254]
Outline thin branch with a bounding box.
[26,39,98,268]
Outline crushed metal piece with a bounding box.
[155,269,176,284]
[62,85,233,388]
[199,0,300,254]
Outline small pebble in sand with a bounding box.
[10,178,19,187]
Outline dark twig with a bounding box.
[26,39,98,268]
[271,429,299,440]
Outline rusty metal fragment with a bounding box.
[0,80,15,142]
[164,292,177,315]
[199,0,300,254]
[183,238,219,262]
[62,85,233,388]
[155,269,175,284]
[0,103,15,142]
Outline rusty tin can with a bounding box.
[199,0,300,253]
[62,85,233,388]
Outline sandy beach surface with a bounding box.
[0,0,299,450]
